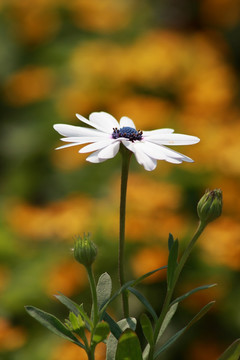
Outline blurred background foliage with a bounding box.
[0,0,240,359]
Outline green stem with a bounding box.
[86,266,98,327]
[153,221,206,345]
[118,146,132,318]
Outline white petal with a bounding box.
[120,116,136,129]
[143,129,174,136]
[137,141,167,160]
[86,150,106,163]
[146,133,200,145]
[98,141,120,159]
[89,112,119,133]
[54,124,103,137]
[55,142,84,150]
[76,113,93,127]
[60,136,109,143]
[123,141,157,171]
[156,144,194,162]
[79,139,116,153]
[165,157,182,164]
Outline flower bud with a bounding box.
[197,189,222,225]
[74,234,97,268]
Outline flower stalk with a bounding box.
[119,145,132,318]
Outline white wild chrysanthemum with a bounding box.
[54,112,200,171]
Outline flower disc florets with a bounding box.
[112,127,143,142]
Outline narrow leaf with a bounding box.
[218,338,240,360]
[106,318,137,360]
[167,239,179,290]
[25,306,84,348]
[153,301,215,359]
[103,312,122,339]
[153,327,185,358]
[168,233,174,252]
[140,313,154,347]
[129,287,158,322]
[171,284,217,306]
[116,329,143,360]
[143,303,178,360]
[158,302,178,339]
[96,272,112,310]
[186,301,215,329]
[92,321,110,344]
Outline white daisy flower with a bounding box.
[53,112,200,171]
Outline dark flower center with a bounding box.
[112,126,143,142]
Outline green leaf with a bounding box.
[25,306,84,348]
[171,283,217,306]
[128,287,158,322]
[103,312,122,339]
[140,313,154,347]
[96,272,112,310]
[153,301,215,359]
[55,292,80,315]
[55,293,92,329]
[168,233,174,252]
[106,318,137,360]
[158,302,178,339]
[186,301,215,329]
[142,303,178,360]
[167,239,179,290]
[92,321,110,344]
[218,339,240,360]
[116,329,143,360]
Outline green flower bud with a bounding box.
[197,189,222,225]
[68,312,85,332]
[74,234,97,268]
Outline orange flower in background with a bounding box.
[186,339,224,360]
[51,144,87,171]
[4,66,55,106]
[110,95,176,131]
[124,174,182,213]
[45,259,87,297]
[66,0,134,32]
[50,337,106,360]
[200,217,240,270]
[55,88,98,121]
[131,247,168,283]
[4,0,60,44]
[6,195,94,241]
[0,318,27,351]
